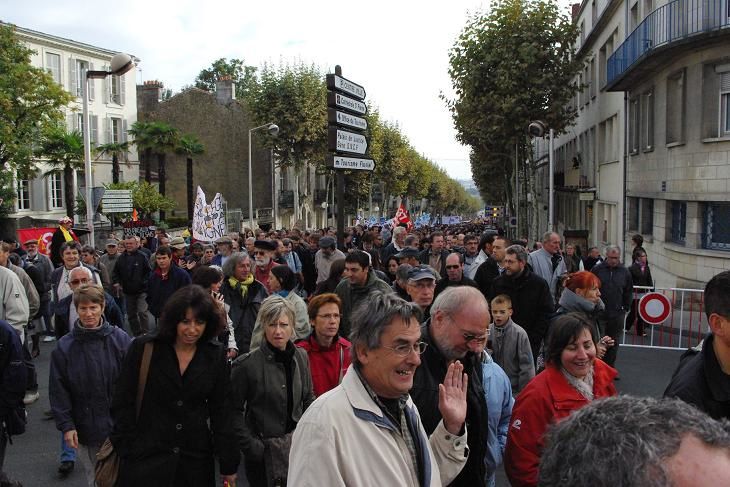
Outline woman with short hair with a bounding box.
[231,295,314,486]
[49,284,132,485]
[504,312,618,486]
[295,293,352,396]
[111,285,239,486]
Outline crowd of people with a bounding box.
[0,216,729,486]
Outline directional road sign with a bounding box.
[328,127,368,155]
[101,189,133,213]
[327,92,367,115]
[328,108,367,131]
[326,154,375,171]
[326,74,366,100]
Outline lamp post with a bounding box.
[528,120,555,232]
[248,123,279,231]
[82,53,134,245]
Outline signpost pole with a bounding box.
[334,66,346,249]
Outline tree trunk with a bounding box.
[528,160,539,244]
[112,154,120,184]
[144,148,152,183]
[63,166,75,219]
[187,156,194,221]
[158,153,166,221]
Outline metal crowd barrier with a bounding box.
[621,285,707,350]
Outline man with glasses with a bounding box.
[434,252,478,300]
[405,265,439,321]
[411,286,491,486]
[462,234,481,279]
[289,291,469,485]
[489,245,554,364]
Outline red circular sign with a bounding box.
[638,292,671,325]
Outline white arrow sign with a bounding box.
[329,128,368,155]
[328,92,367,115]
[327,155,375,171]
[327,74,366,100]
[329,108,367,131]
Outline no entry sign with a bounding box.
[638,292,672,325]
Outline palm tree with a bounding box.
[36,125,84,218]
[127,121,154,183]
[175,134,205,220]
[94,142,129,184]
[129,121,179,220]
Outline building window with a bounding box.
[666,70,685,144]
[49,173,63,209]
[628,197,639,231]
[110,74,125,105]
[704,203,730,250]
[641,89,654,150]
[641,198,654,236]
[46,52,61,84]
[590,58,596,98]
[75,60,88,98]
[629,98,640,153]
[111,118,122,144]
[670,201,686,244]
[16,179,30,210]
[720,72,730,136]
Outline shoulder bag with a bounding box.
[94,341,153,487]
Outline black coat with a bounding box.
[220,278,268,354]
[664,333,730,420]
[111,336,239,486]
[473,256,500,298]
[418,248,450,278]
[489,268,554,359]
[592,263,633,317]
[411,322,489,486]
[112,251,151,295]
[629,262,654,290]
[433,275,478,300]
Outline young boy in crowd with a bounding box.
[489,294,535,395]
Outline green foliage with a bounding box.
[175,134,204,157]
[35,125,84,218]
[0,170,17,217]
[195,58,258,100]
[102,181,175,220]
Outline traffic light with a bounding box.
[490,206,504,218]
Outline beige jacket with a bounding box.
[288,365,468,486]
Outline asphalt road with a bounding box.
[3,341,685,486]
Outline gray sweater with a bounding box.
[489,319,535,394]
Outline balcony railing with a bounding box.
[607,0,730,86]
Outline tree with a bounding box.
[128,121,154,182]
[0,23,73,211]
[175,134,205,220]
[95,142,129,184]
[195,58,258,100]
[445,0,583,238]
[36,125,84,218]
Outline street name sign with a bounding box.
[328,108,367,131]
[326,74,366,100]
[326,155,376,171]
[327,92,367,115]
[328,127,368,155]
[101,189,133,213]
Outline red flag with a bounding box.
[132,209,139,222]
[17,227,56,256]
[393,202,413,231]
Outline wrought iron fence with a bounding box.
[607,0,730,85]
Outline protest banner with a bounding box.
[192,186,226,242]
[17,227,56,255]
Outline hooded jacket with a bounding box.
[49,319,131,445]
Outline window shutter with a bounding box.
[104,117,111,145]
[67,113,75,132]
[120,74,126,106]
[721,73,730,92]
[121,119,128,143]
[68,58,77,96]
[90,114,99,146]
[103,65,109,104]
[88,62,95,101]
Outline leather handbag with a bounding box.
[94,341,153,487]
[262,432,293,487]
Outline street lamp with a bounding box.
[82,53,134,245]
[528,120,554,232]
[248,123,279,231]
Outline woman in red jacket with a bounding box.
[504,312,618,486]
[295,293,351,397]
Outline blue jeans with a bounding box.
[60,433,76,462]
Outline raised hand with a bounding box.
[438,360,468,435]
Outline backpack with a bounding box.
[0,320,27,439]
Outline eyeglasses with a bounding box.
[445,265,461,270]
[316,313,341,320]
[463,332,489,345]
[69,279,90,285]
[383,341,428,357]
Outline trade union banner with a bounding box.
[17,227,57,255]
[193,186,226,242]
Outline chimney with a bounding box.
[215,76,236,104]
[571,3,581,22]
[138,80,162,114]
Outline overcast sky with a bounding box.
[3,0,574,181]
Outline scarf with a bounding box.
[561,365,595,401]
[228,274,255,298]
[60,226,74,242]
